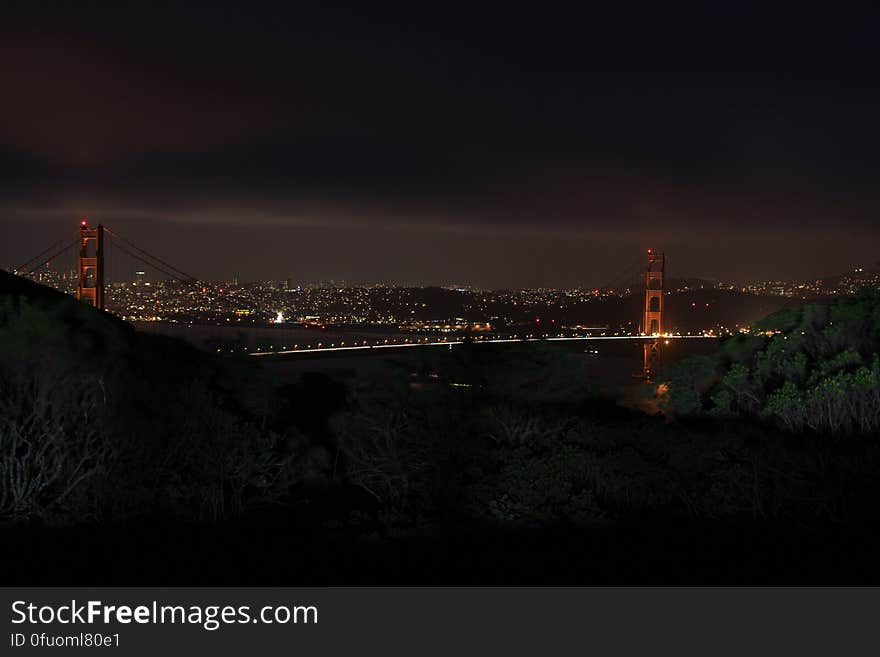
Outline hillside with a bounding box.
[0,269,277,524]
[5,270,880,585]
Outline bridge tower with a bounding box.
[76,220,105,310]
[642,250,664,379]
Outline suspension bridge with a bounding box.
[12,219,704,379]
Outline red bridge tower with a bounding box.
[642,250,664,379]
[76,220,105,310]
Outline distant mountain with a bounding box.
[817,261,880,288]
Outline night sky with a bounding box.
[2,4,879,287]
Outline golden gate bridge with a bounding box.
[14,219,699,380]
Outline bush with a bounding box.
[0,290,303,524]
[661,289,880,436]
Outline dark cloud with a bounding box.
[2,3,880,285]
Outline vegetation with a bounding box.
[659,288,880,436]
[0,274,297,524]
[327,348,879,529]
[3,272,880,552]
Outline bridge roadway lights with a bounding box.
[247,334,712,357]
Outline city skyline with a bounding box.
[11,228,879,292]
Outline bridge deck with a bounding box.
[248,334,716,356]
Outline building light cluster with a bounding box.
[14,262,879,353]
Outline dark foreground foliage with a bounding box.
[3,271,880,583]
[0,272,293,524]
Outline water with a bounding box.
[133,321,719,396]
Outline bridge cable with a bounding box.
[23,238,79,275]
[104,228,197,282]
[107,235,183,281]
[599,254,644,294]
[107,235,194,283]
[16,232,79,274]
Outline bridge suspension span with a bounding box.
[14,219,679,379]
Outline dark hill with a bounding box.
[0,268,134,339]
[0,267,277,525]
[0,268,71,299]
